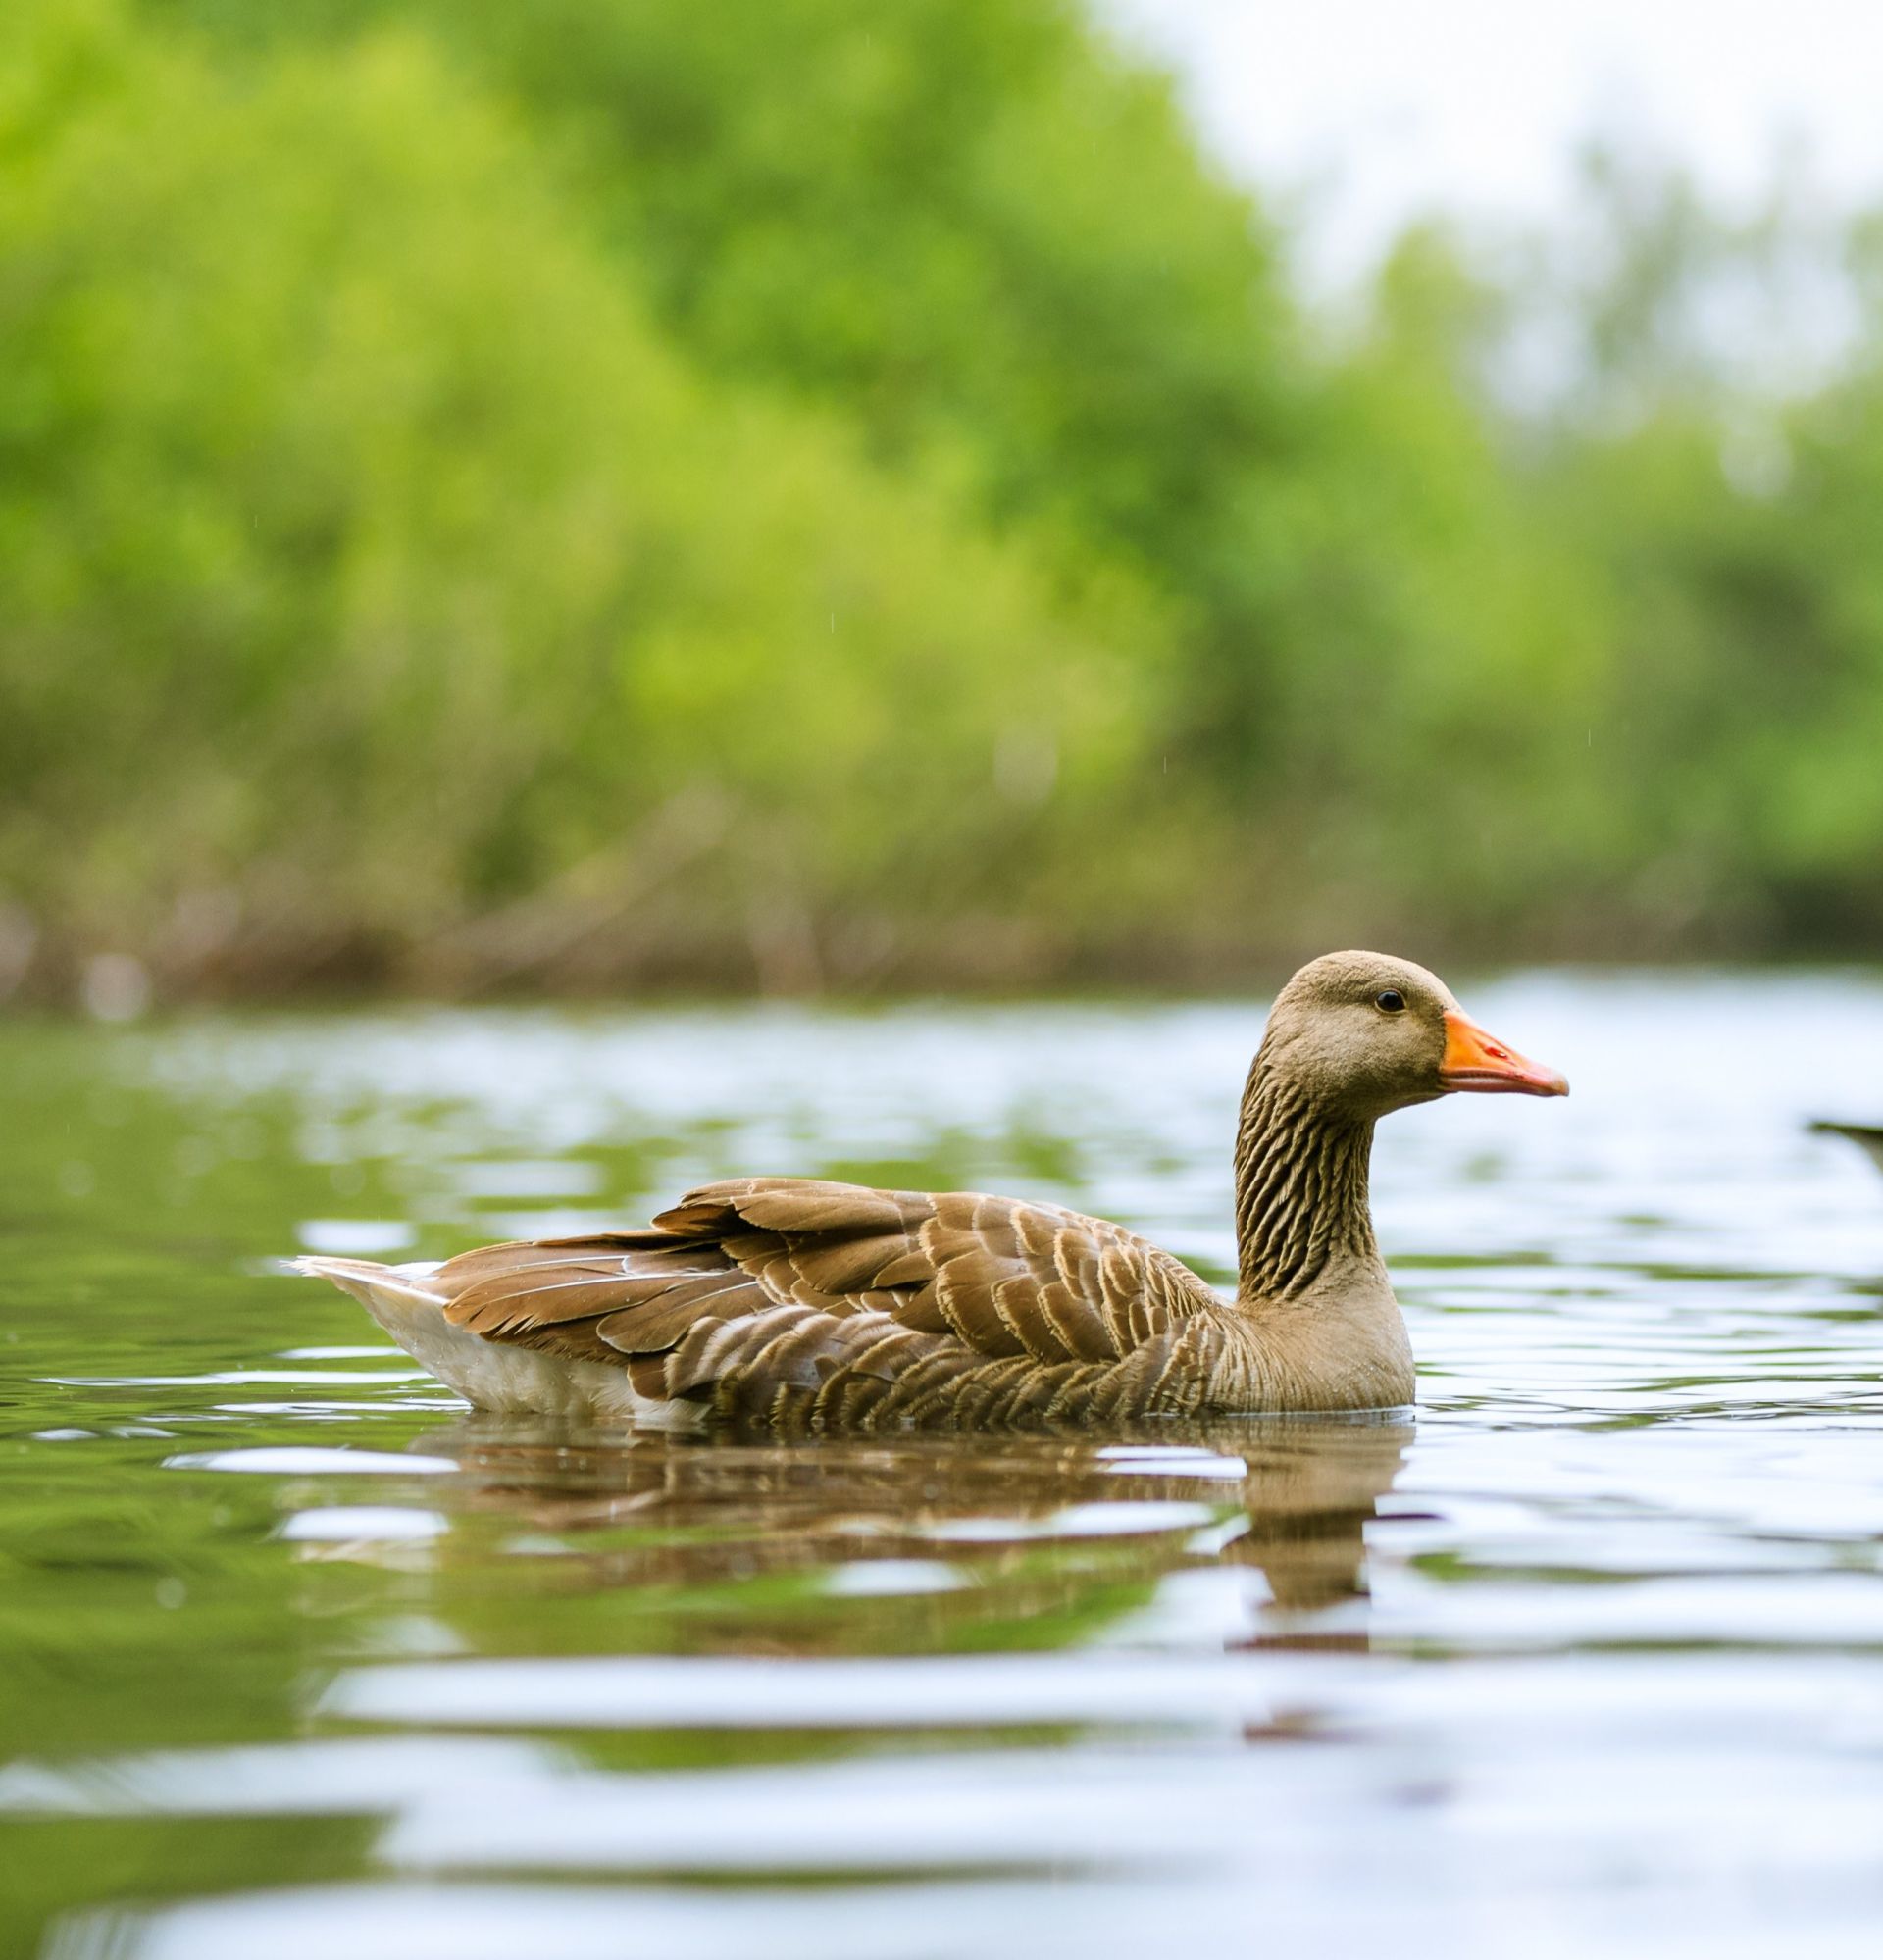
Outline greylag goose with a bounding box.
[297,951,1566,1429]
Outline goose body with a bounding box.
[298,952,1567,1431]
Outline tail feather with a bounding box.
[291,1249,681,1423]
[293,1255,447,1312]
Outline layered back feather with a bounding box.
[424,1177,1230,1431]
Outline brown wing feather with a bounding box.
[430,1176,1223,1426]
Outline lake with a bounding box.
[4,972,1883,1958]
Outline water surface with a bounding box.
[4,973,1883,1957]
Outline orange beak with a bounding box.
[1439,1010,1569,1097]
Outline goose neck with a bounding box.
[1232,1061,1380,1302]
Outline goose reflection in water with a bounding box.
[356,1413,1412,1660]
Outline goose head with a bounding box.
[1258,950,1568,1122]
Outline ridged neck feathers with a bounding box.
[1232,1059,1380,1303]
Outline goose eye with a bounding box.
[1375,989,1406,1013]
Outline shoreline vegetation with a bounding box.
[7,0,1883,1008]
[14,909,1883,1022]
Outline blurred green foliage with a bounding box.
[3,0,1880,993]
